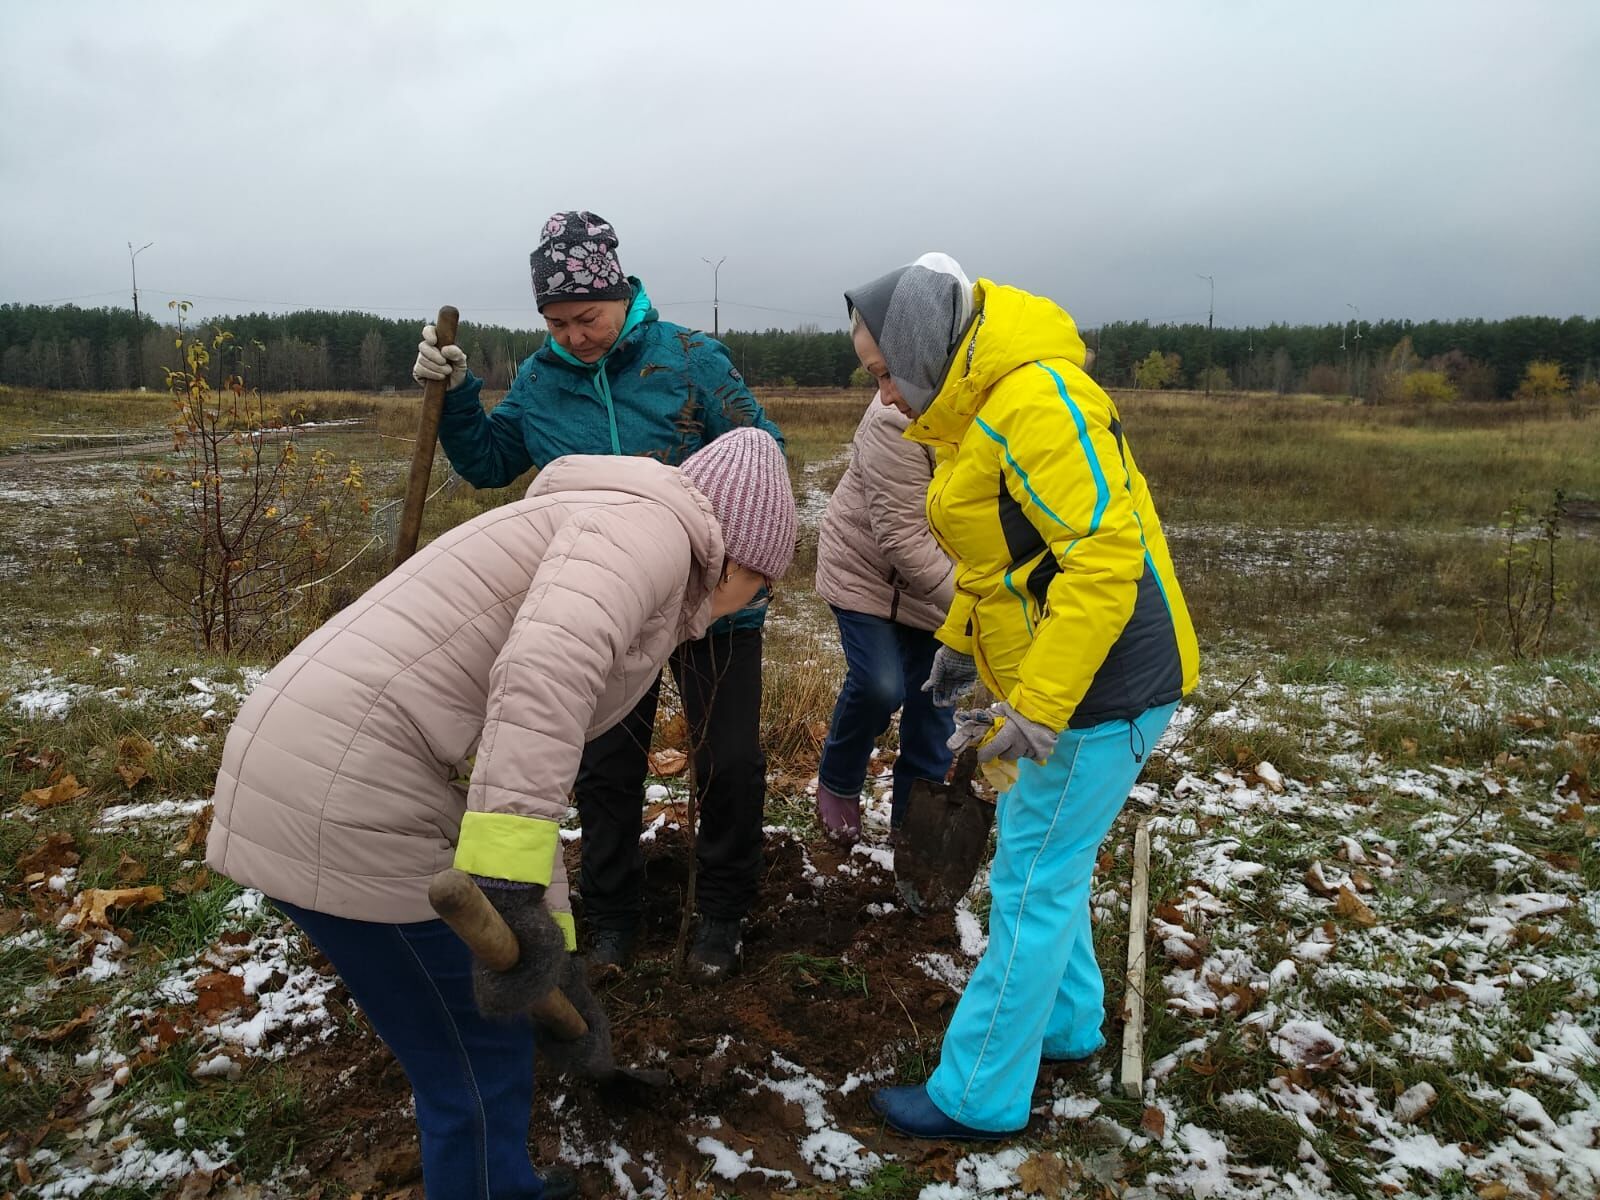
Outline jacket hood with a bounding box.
[524,454,724,638]
[906,280,1087,450]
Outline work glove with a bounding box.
[413,323,467,391]
[469,880,569,1024]
[946,707,996,756]
[536,954,616,1080]
[922,646,979,709]
[975,702,1059,765]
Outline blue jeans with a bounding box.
[925,701,1180,1132]
[273,901,546,1199]
[817,607,955,826]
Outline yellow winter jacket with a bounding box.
[906,282,1199,731]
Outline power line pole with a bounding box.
[128,241,153,389]
[1196,274,1214,398]
[1346,302,1363,400]
[701,255,726,339]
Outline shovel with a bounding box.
[428,869,669,1093]
[393,305,459,569]
[894,748,994,913]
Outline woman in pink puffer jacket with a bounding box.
[813,389,956,843]
[206,428,794,1200]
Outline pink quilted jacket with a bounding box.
[815,398,954,631]
[206,455,723,932]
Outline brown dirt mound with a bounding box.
[285,825,1092,1198]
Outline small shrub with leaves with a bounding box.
[130,302,370,653]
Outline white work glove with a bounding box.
[976,702,1059,764]
[413,324,467,391]
[947,707,996,756]
[922,646,979,709]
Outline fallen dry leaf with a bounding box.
[170,869,211,896]
[115,853,147,884]
[1140,1105,1167,1140]
[1476,1182,1510,1200]
[73,885,165,930]
[17,831,79,878]
[646,748,688,777]
[21,774,90,808]
[1304,861,1339,898]
[194,971,251,1019]
[175,1167,219,1199]
[24,1006,99,1045]
[0,907,22,936]
[1016,1151,1075,1197]
[175,805,214,856]
[116,763,147,789]
[1351,869,1376,893]
[1334,885,1378,927]
[656,713,689,749]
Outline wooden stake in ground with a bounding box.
[1120,818,1151,1099]
[394,305,459,568]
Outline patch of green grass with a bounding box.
[779,951,868,996]
[129,874,245,958]
[1161,1020,1277,1111]
[1275,657,1402,688]
[842,1162,926,1200]
[124,1053,314,1179]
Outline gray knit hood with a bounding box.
[844,252,974,412]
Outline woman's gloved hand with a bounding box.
[922,646,979,708]
[536,955,616,1079]
[413,323,468,390]
[946,706,996,755]
[977,702,1059,764]
[469,880,569,1023]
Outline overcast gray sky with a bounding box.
[3,0,1596,333]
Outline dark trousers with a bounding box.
[272,900,545,1200]
[574,626,766,928]
[817,606,955,826]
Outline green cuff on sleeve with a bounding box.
[551,910,576,952]
[453,811,560,885]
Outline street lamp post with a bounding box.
[128,240,153,389]
[1196,274,1215,398]
[702,255,726,339]
[1346,302,1363,400]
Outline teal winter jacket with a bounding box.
[437,280,785,632]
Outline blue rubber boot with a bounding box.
[868,1084,1020,1141]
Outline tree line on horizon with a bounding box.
[0,302,1595,402]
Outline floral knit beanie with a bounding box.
[531,211,631,311]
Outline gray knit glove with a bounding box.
[922,646,979,708]
[978,702,1059,764]
[470,881,569,1023]
[537,955,616,1080]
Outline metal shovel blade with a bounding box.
[895,749,993,913]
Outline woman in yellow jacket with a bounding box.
[846,254,1199,1140]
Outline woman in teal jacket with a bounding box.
[413,211,786,982]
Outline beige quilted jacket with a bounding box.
[815,398,954,631]
[206,455,723,936]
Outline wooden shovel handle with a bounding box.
[394,305,460,568]
[427,868,588,1040]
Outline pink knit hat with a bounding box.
[679,428,797,580]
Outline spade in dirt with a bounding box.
[895,748,994,913]
[428,870,669,1097]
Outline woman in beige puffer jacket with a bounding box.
[813,395,955,842]
[206,430,795,1200]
